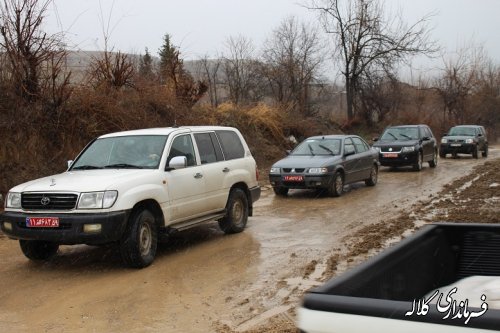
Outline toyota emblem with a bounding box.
[41,196,51,206]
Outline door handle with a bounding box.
[222,167,230,173]
[194,173,203,179]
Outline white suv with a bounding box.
[1,126,261,268]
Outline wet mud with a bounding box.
[0,149,498,332]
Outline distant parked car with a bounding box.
[268,135,379,197]
[372,124,438,171]
[439,125,488,159]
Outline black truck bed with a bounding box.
[300,223,500,331]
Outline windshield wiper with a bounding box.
[318,144,335,155]
[399,133,413,140]
[104,163,143,169]
[71,165,103,170]
[308,144,315,156]
[387,133,398,140]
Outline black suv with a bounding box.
[439,125,488,159]
[372,124,438,171]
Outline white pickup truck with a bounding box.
[299,223,500,332]
[1,126,261,268]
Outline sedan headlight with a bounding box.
[5,192,21,208]
[465,138,474,144]
[401,146,415,153]
[308,167,328,174]
[77,191,118,209]
[269,167,281,174]
[441,138,448,144]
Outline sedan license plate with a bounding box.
[26,217,59,228]
[383,153,398,158]
[283,175,304,182]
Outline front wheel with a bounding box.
[328,172,344,197]
[472,146,478,159]
[413,151,423,171]
[482,145,488,158]
[273,186,289,196]
[429,151,438,168]
[365,164,378,186]
[219,188,249,234]
[120,209,158,268]
[19,240,59,261]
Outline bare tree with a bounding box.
[308,0,436,122]
[198,54,221,107]
[0,0,71,104]
[435,45,485,126]
[223,35,258,105]
[88,50,134,89]
[261,16,323,115]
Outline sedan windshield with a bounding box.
[380,127,419,141]
[291,138,341,156]
[71,135,168,170]
[448,127,475,136]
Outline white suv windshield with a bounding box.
[71,135,168,170]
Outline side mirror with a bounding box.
[422,136,431,141]
[372,137,379,142]
[167,156,187,170]
[443,133,448,137]
[67,160,73,170]
[477,133,483,137]
[285,150,291,155]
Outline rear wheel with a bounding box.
[365,164,378,186]
[273,186,289,196]
[120,209,158,268]
[19,240,59,261]
[328,172,344,197]
[219,188,249,234]
[413,151,423,171]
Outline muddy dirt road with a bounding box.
[1,149,498,333]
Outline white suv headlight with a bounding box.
[401,146,415,153]
[269,167,281,174]
[77,191,118,209]
[308,167,328,174]
[6,192,21,208]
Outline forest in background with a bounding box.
[0,0,499,196]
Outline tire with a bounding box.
[120,209,158,268]
[439,150,446,158]
[273,186,289,196]
[365,164,378,186]
[472,146,478,159]
[413,151,423,171]
[482,145,488,158]
[19,240,59,261]
[218,188,249,234]
[429,150,438,168]
[328,172,344,197]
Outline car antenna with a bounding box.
[173,119,178,128]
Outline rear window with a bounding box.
[216,130,245,160]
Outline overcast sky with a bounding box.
[44,0,500,78]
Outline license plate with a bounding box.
[26,217,59,228]
[383,153,398,158]
[450,143,462,147]
[283,175,304,182]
